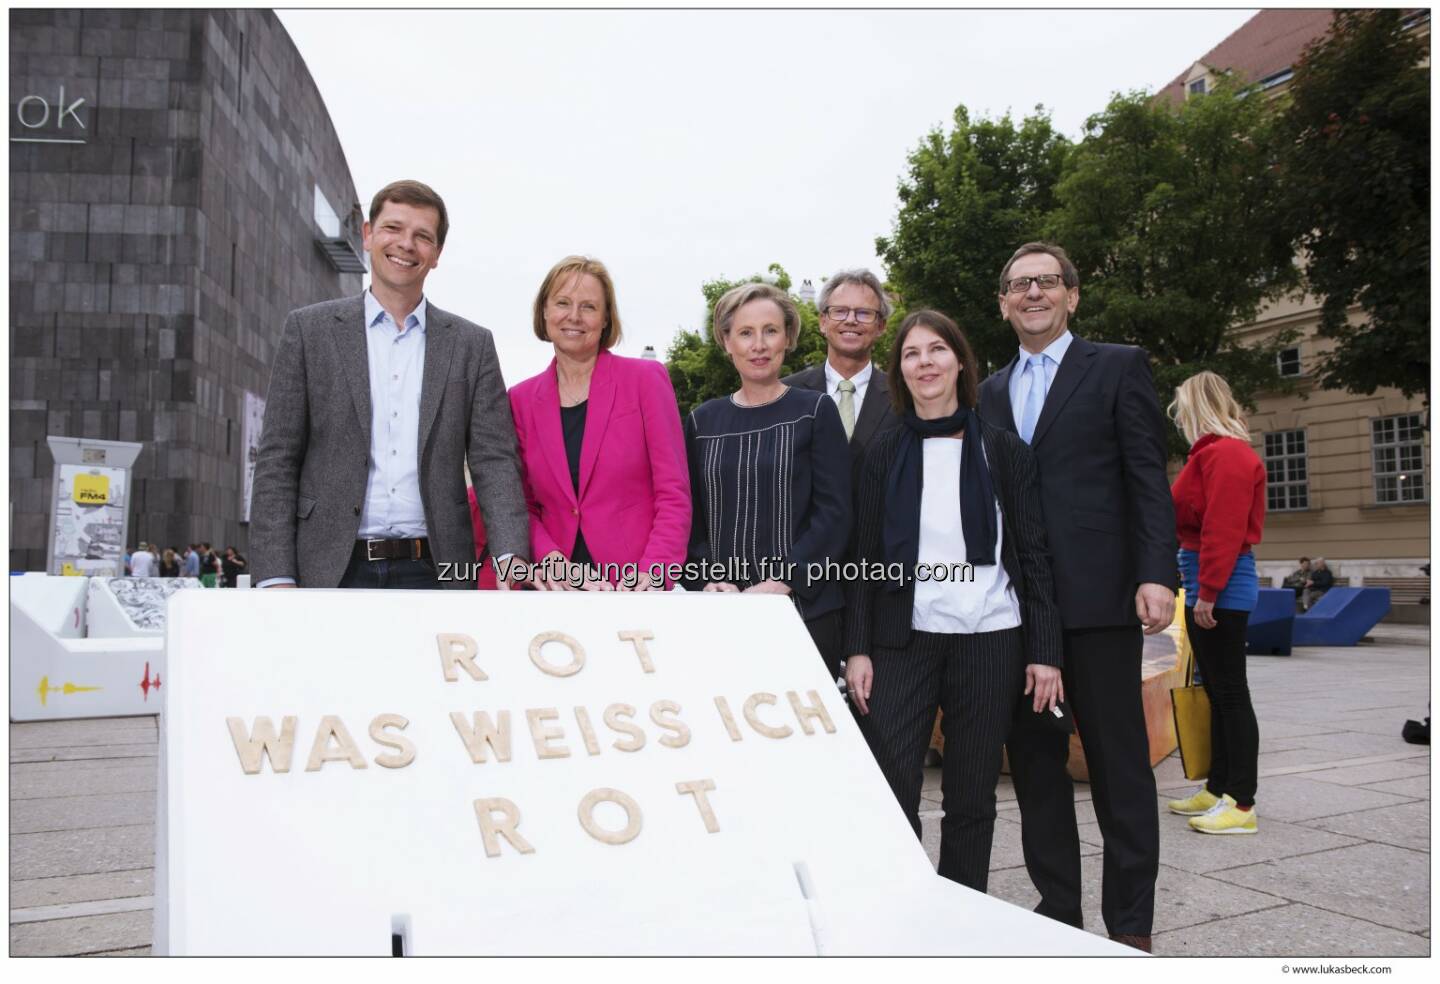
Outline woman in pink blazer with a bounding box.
[507,256,691,590]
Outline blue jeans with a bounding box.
[338,551,440,589]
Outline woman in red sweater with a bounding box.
[1166,372,1266,835]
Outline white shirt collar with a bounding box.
[824,358,872,391]
[1018,330,1073,367]
[364,289,427,333]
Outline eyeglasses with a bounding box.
[822,306,881,324]
[1003,274,1067,294]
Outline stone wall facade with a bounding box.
[9,8,363,570]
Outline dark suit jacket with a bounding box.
[249,294,529,588]
[978,336,1177,629]
[842,419,1063,667]
[783,362,901,483]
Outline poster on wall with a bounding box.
[241,391,265,524]
[51,464,129,576]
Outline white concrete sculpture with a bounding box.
[8,574,192,721]
[156,590,1128,957]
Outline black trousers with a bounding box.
[1186,607,1260,808]
[338,548,440,589]
[863,627,1026,892]
[1007,625,1159,935]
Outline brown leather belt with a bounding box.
[355,538,430,562]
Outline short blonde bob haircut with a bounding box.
[533,255,623,350]
[1169,371,1251,446]
[710,282,800,352]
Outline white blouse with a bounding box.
[911,438,1023,635]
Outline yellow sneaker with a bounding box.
[1188,795,1258,835]
[1167,788,1220,816]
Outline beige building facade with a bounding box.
[1163,10,1430,603]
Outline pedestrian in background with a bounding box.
[1166,371,1265,835]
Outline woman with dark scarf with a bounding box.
[842,310,1064,892]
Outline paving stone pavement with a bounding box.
[9,625,1431,956]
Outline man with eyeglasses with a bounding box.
[785,268,900,720]
[978,241,1176,953]
[785,268,900,474]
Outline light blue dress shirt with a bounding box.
[357,290,429,539]
[1006,330,1074,435]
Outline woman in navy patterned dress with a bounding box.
[682,282,852,679]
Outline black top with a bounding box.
[844,420,1063,666]
[683,387,851,619]
[560,401,593,566]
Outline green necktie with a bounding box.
[837,378,856,440]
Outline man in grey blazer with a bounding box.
[250,179,528,590]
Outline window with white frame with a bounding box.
[1276,347,1301,377]
[1372,414,1426,503]
[1188,78,1208,96]
[1263,430,1309,511]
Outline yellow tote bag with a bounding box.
[1171,595,1212,781]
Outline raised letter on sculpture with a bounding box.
[369,713,417,769]
[305,715,369,771]
[529,631,585,677]
[649,700,691,748]
[676,779,721,833]
[437,633,487,683]
[450,710,512,764]
[574,706,602,756]
[577,787,643,845]
[742,693,792,739]
[226,715,297,774]
[473,798,535,858]
[713,696,743,742]
[616,629,656,673]
[601,703,648,749]
[786,690,837,736]
[527,707,571,759]
[603,703,646,752]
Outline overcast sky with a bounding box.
[278,8,1256,383]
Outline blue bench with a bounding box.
[1246,588,1297,655]
[1292,587,1392,647]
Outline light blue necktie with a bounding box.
[1019,353,1047,444]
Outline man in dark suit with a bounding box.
[250,179,529,590]
[784,268,901,698]
[784,268,901,480]
[978,242,1176,952]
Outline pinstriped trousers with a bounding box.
[865,627,1026,891]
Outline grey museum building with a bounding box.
[9,8,364,571]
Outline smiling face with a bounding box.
[820,281,885,363]
[998,252,1079,353]
[723,298,789,387]
[543,272,607,363]
[899,324,963,416]
[362,200,442,297]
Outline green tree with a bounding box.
[876,105,1071,373]
[1276,9,1429,401]
[665,264,824,416]
[1047,79,1301,454]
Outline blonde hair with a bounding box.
[710,282,801,351]
[1168,371,1250,445]
[533,255,623,350]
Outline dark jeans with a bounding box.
[863,628,1025,892]
[1186,607,1260,808]
[338,549,440,589]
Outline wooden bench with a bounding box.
[1362,576,1429,606]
